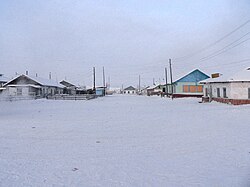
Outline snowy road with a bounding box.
[0,95,250,186]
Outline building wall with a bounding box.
[231,82,250,99]
[174,82,204,95]
[124,90,136,94]
[203,82,250,100]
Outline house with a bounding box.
[146,85,163,96]
[200,67,250,105]
[60,80,77,95]
[3,74,63,98]
[171,69,210,98]
[123,86,137,94]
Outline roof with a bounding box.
[60,80,76,87]
[4,74,63,88]
[174,69,210,83]
[124,86,136,90]
[200,67,250,83]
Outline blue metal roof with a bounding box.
[174,69,210,83]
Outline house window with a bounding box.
[197,85,203,93]
[217,88,220,98]
[248,88,250,99]
[223,88,227,98]
[183,85,189,92]
[17,88,22,96]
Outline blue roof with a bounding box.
[174,69,210,83]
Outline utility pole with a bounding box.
[165,67,168,96]
[93,67,96,93]
[138,75,141,95]
[169,59,173,99]
[102,66,106,96]
[108,76,111,89]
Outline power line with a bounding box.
[199,37,250,62]
[173,19,250,62]
[200,31,250,61]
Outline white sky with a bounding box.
[1,0,250,87]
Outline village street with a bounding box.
[0,95,250,186]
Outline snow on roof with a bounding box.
[124,86,136,90]
[27,75,64,88]
[200,67,250,83]
[4,74,63,88]
[147,85,160,90]
[60,80,76,87]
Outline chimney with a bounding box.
[36,73,38,77]
[211,73,220,78]
[49,72,52,80]
[26,71,28,75]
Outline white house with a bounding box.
[3,74,63,98]
[200,67,250,105]
[123,86,137,94]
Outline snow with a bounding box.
[0,95,250,186]
[201,67,250,83]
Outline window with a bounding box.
[197,86,203,93]
[183,85,189,92]
[17,88,22,96]
[217,88,220,98]
[189,86,197,93]
[248,88,250,99]
[223,88,227,98]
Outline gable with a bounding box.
[5,75,42,86]
[124,86,136,90]
[175,69,210,83]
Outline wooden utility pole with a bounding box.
[165,67,168,96]
[93,67,96,92]
[102,66,106,96]
[138,75,141,94]
[169,59,173,98]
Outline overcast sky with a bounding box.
[1,0,250,87]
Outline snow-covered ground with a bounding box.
[0,95,250,187]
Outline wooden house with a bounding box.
[200,67,250,105]
[60,80,77,95]
[3,74,63,98]
[171,69,210,98]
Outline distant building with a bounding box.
[3,74,63,98]
[200,67,250,105]
[171,69,210,98]
[60,80,77,95]
[146,85,163,96]
[123,86,137,94]
[95,86,106,96]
